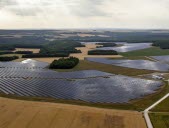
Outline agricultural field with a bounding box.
[150,113,169,128]
[13,43,122,62]
[1,30,169,128]
[0,97,147,128]
[149,98,169,128]
[70,43,122,60]
[152,97,169,112]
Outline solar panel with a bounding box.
[0,76,162,103]
[0,68,114,79]
[0,59,163,103]
[86,58,169,71]
[151,55,169,63]
[96,43,152,52]
[0,59,49,69]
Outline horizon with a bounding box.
[1,28,169,30]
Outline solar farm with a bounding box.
[151,55,169,63]
[95,42,152,52]
[0,59,163,104]
[1,30,169,128]
[86,57,169,71]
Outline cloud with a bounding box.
[0,0,17,8]
[0,0,169,29]
[68,0,112,17]
[0,0,112,17]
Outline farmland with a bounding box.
[1,30,169,128]
[152,97,169,112]
[0,97,147,128]
[150,113,169,128]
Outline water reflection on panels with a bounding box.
[0,59,49,69]
[0,59,163,103]
[96,43,152,52]
[0,69,114,79]
[86,58,169,71]
[0,76,162,103]
[151,55,169,63]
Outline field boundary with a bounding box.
[144,92,169,128]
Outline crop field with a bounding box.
[152,97,169,112]
[70,43,122,60]
[0,97,147,128]
[13,44,122,63]
[150,113,169,128]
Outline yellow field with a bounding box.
[14,44,122,63]
[70,43,122,60]
[14,48,40,53]
[0,97,146,128]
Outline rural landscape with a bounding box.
[0,29,169,128]
[1,0,169,128]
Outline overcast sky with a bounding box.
[0,0,169,29]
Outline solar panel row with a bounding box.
[0,59,49,69]
[0,69,114,79]
[151,55,169,63]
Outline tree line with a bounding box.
[49,57,79,69]
[0,56,19,61]
[88,50,118,55]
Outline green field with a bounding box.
[152,97,169,112]
[150,113,169,128]
[120,47,169,57]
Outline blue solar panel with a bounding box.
[0,59,49,69]
[96,43,152,52]
[86,58,169,71]
[151,56,169,63]
[0,76,162,103]
[0,69,114,79]
[0,59,163,103]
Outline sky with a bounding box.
[0,0,169,29]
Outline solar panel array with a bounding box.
[0,76,162,103]
[0,69,114,79]
[151,55,169,63]
[0,59,163,103]
[81,42,127,45]
[96,43,152,52]
[0,59,49,69]
[86,58,169,71]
